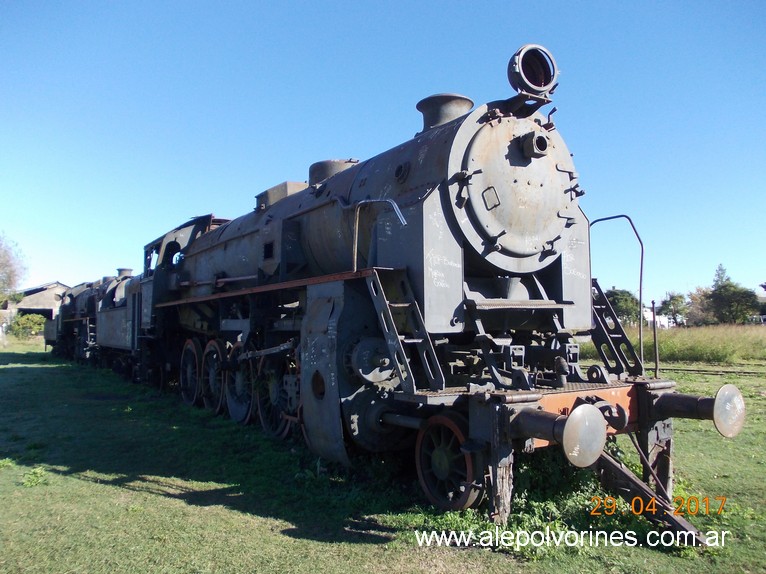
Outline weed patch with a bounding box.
[21,466,49,487]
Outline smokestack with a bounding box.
[117,268,132,278]
[416,93,473,132]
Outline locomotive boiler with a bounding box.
[49,44,745,541]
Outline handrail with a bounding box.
[589,214,644,372]
[349,199,407,272]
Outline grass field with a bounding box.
[1,335,764,573]
[580,324,766,364]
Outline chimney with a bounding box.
[416,93,473,132]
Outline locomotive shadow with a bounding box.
[0,357,414,544]
[0,349,57,366]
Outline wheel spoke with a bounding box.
[202,340,226,414]
[257,351,298,439]
[415,413,486,511]
[180,339,202,406]
[225,343,253,424]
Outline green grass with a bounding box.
[1,337,764,573]
[581,324,766,364]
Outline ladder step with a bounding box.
[368,268,446,392]
[467,298,572,310]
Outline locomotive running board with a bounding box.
[598,451,706,545]
[154,269,376,308]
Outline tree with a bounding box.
[0,233,26,302]
[604,288,640,324]
[658,291,688,326]
[713,263,730,289]
[710,280,759,324]
[9,313,46,339]
[702,265,759,324]
[686,287,716,326]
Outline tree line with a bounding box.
[606,264,764,327]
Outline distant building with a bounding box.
[0,281,69,326]
[642,307,671,329]
[757,294,766,324]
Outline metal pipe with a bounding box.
[350,199,407,272]
[512,409,567,442]
[652,300,660,378]
[380,412,425,430]
[628,431,672,503]
[653,393,716,420]
[589,214,644,373]
[510,404,607,468]
[651,384,746,438]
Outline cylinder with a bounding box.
[512,404,606,468]
[416,94,474,131]
[380,412,426,430]
[652,384,745,438]
[653,393,714,420]
[507,44,558,97]
[513,409,567,442]
[308,159,358,186]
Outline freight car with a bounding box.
[49,44,745,542]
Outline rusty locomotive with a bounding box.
[50,44,745,539]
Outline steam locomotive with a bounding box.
[49,45,745,540]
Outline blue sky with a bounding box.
[1,1,764,305]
